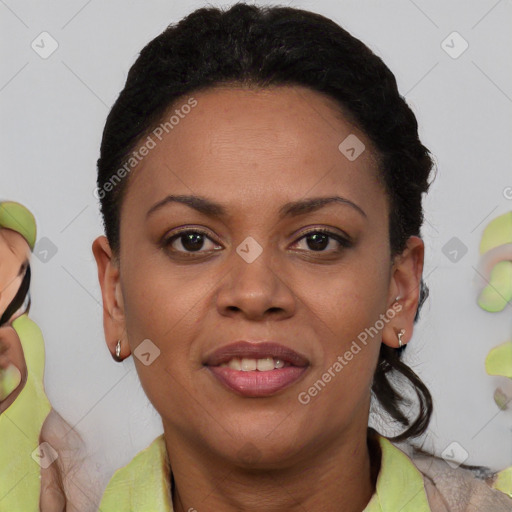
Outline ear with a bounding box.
[382,236,425,349]
[91,236,129,359]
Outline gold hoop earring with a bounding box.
[398,329,405,348]
[112,339,123,362]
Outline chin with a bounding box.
[207,427,309,468]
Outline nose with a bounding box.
[215,239,296,321]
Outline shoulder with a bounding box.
[393,441,512,512]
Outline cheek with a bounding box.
[294,250,389,413]
[122,260,209,349]
[296,267,387,422]
[120,260,211,408]
[297,349,378,432]
[303,247,390,342]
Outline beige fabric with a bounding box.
[395,442,512,511]
[40,409,101,512]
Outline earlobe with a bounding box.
[382,236,425,349]
[91,236,127,358]
[381,296,408,349]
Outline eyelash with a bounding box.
[161,227,352,257]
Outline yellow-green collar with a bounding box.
[363,434,431,511]
[99,435,172,511]
[100,434,431,511]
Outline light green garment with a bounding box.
[493,465,512,498]
[99,433,431,511]
[363,435,430,511]
[0,314,52,511]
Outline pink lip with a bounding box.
[204,341,309,367]
[207,366,308,397]
[204,341,309,397]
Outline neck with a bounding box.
[164,425,379,512]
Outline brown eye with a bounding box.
[293,229,352,253]
[162,229,221,255]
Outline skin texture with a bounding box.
[0,228,30,412]
[93,85,424,512]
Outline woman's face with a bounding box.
[94,85,423,466]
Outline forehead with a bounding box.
[121,85,386,222]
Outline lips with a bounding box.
[204,341,309,368]
[204,341,309,397]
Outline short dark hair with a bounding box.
[96,2,435,442]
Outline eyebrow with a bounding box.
[146,194,367,221]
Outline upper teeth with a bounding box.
[219,357,286,371]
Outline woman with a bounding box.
[92,3,512,511]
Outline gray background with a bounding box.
[1,0,512,500]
